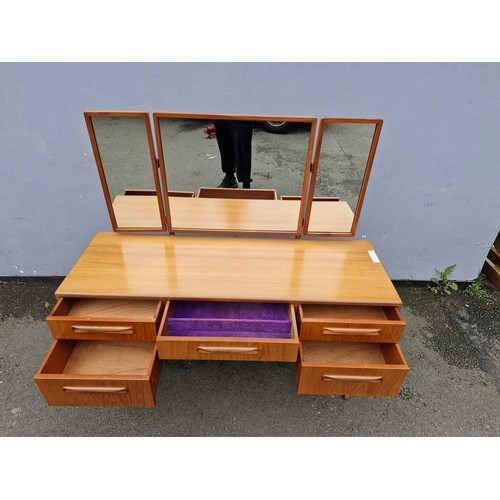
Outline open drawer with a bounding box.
[156,301,299,361]
[296,341,408,397]
[34,340,162,406]
[46,298,164,341]
[297,304,405,343]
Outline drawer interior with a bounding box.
[302,341,404,365]
[53,298,161,320]
[197,187,278,200]
[300,304,399,322]
[166,301,293,338]
[39,340,155,375]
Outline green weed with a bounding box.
[429,264,458,295]
[464,273,489,298]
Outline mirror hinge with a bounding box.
[310,162,314,172]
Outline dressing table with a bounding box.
[35,112,408,406]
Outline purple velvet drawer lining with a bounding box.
[167,301,292,339]
[171,301,290,320]
[168,329,292,339]
[167,318,291,333]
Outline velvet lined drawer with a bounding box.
[46,298,164,341]
[156,301,299,361]
[296,341,408,397]
[297,304,405,343]
[34,340,162,407]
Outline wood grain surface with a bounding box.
[56,232,402,305]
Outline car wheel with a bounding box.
[260,121,294,134]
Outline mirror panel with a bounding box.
[154,113,316,235]
[304,118,382,236]
[84,111,165,231]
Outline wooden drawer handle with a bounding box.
[63,386,128,394]
[322,327,380,336]
[196,346,259,354]
[321,375,383,383]
[71,325,134,334]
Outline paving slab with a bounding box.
[0,278,499,437]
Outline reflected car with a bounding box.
[261,121,295,134]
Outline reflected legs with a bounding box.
[214,120,253,188]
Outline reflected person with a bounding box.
[213,120,253,189]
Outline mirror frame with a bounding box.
[303,117,383,237]
[153,112,317,236]
[84,110,166,232]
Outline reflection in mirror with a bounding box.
[154,114,315,234]
[85,112,165,231]
[305,118,382,236]
[157,117,312,195]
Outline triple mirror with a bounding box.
[84,111,382,237]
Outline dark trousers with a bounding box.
[213,120,253,184]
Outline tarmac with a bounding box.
[1,277,499,438]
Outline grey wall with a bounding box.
[1,62,499,280]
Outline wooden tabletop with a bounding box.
[113,195,163,228]
[56,232,402,306]
[112,195,355,235]
[306,200,354,233]
[168,197,301,233]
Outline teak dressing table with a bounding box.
[35,112,409,406]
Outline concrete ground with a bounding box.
[0,277,499,437]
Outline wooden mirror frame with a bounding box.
[153,112,317,236]
[303,117,383,237]
[84,110,166,232]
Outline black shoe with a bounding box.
[243,182,251,189]
[218,176,238,188]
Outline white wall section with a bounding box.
[1,62,499,280]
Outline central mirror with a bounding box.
[153,112,316,235]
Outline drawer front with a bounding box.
[35,376,160,407]
[156,301,299,361]
[296,342,408,397]
[158,337,298,362]
[298,305,405,343]
[296,364,407,396]
[47,298,164,341]
[34,340,162,407]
